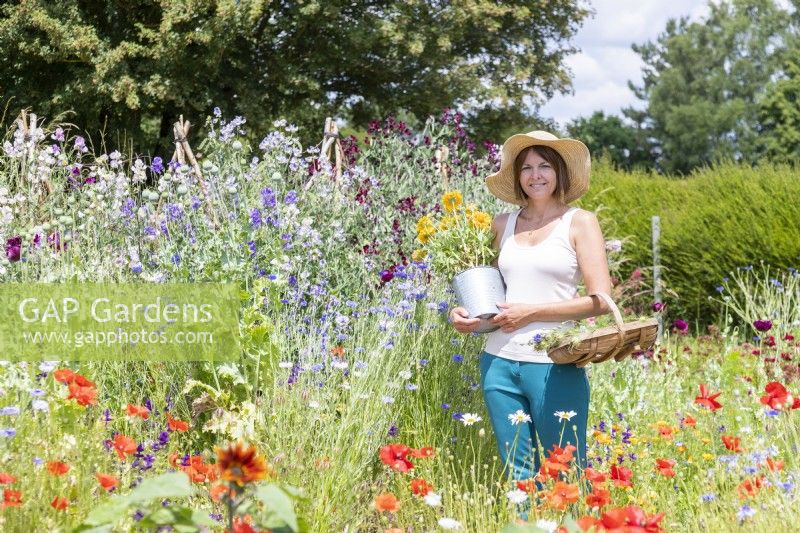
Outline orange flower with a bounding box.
[547,444,577,464]
[610,464,633,488]
[585,487,611,510]
[216,442,271,486]
[576,515,601,531]
[409,446,435,459]
[766,457,785,471]
[126,404,150,420]
[228,514,258,533]
[0,472,16,484]
[330,345,345,357]
[96,473,118,491]
[374,492,400,513]
[545,481,580,510]
[722,435,742,453]
[53,369,95,388]
[46,461,70,476]
[694,384,722,411]
[67,383,98,406]
[167,413,189,432]
[385,529,405,533]
[681,415,697,427]
[538,458,569,481]
[599,505,665,531]
[737,475,765,499]
[410,478,434,496]
[50,496,69,510]
[655,458,676,477]
[113,434,138,460]
[583,467,607,487]
[516,479,538,493]
[1,489,22,507]
[379,444,414,473]
[210,482,233,503]
[182,455,219,483]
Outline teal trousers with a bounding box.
[479,351,590,482]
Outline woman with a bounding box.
[450,130,612,485]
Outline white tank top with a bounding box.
[484,207,582,363]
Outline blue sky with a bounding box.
[539,0,711,127]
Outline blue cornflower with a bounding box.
[261,187,276,208]
[715,286,724,293]
[165,203,183,222]
[419,359,429,366]
[406,383,418,391]
[0,407,20,416]
[766,408,780,417]
[310,364,324,372]
[441,403,450,409]
[452,354,464,363]
[151,157,164,174]
[190,196,201,210]
[247,241,257,257]
[144,226,157,236]
[387,424,399,437]
[737,505,755,520]
[779,481,794,492]
[250,208,262,228]
[452,412,463,421]
[121,197,136,218]
[171,254,181,266]
[30,388,45,397]
[0,429,16,437]
[131,263,143,274]
[284,190,297,204]
[700,493,716,502]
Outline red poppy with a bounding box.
[585,486,611,510]
[694,384,722,411]
[46,461,70,476]
[410,478,434,496]
[545,481,580,510]
[112,434,138,460]
[516,479,537,493]
[379,444,413,473]
[537,457,569,481]
[681,415,697,427]
[0,472,16,484]
[610,464,633,488]
[547,444,577,464]
[737,475,764,499]
[766,457,785,471]
[50,496,69,510]
[330,345,345,357]
[67,383,98,406]
[576,516,601,531]
[126,404,150,420]
[374,492,400,513]
[583,467,607,487]
[96,473,118,491]
[760,382,794,410]
[599,505,665,532]
[655,458,676,477]
[409,446,435,458]
[1,489,22,507]
[722,435,742,453]
[210,482,233,503]
[167,413,189,432]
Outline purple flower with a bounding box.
[452,354,464,363]
[672,319,689,333]
[250,208,262,228]
[151,157,164,174]
[284,190,297,205]
[753,320,772,332]
[387,424,399,437]
[5,236,21,262]
[651,302,665,312]
[165,203,184,222]
[380,269,394,283]
[51,128,65,142]
[74,136,87,153]
[261,188,276,208]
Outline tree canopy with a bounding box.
[0,0,590,154]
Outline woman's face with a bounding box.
[518,149,557,200]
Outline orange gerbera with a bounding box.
[216,442,271,486]
[167,413,189,432]
[67,383,98,406]
[374,492,400,513]
[46,461,70,476]
[112,434,138,460]
[410,478,434,496]
[126,404,150,420]
[96,473,118,491]
[545,481,580,510]
[50,496,69,510]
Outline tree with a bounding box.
[629,0,791,174]
[566,111,655,169]
[759,55,800,163]
[0,0,589,155]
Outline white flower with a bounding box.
[535,519,558,533]
[38,361,58,373]
[278,361,294,369]
[331,360,348,370]
[31,400,48,412]
[438,518,462,530]
[460,413,482,426]
[506,489,528,504]
[605,239,622,252]
[382,395,395,404]
[554,410,577,421]
[508,409,532,425]
[398,370,412,380]
[308,401,320,409]
[423,491,442,507]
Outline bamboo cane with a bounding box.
[303,117,345,191]
[435,145,450,190]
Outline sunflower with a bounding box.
[441,190,463,213]
[216,442,272,486]
[469,211,492,230]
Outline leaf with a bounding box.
[79,495,132,527]
[255,483,299,532]
[499,523,548,533]
[128,472,194,502]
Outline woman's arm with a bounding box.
[490,210,613,332]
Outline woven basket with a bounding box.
[547,293,658,368]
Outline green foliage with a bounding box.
[579,160,800,325]
[566,111,654,170]
[629,0,792,173]
[760,54,800,163]
[0,0,589,152]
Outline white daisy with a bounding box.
[278,361,294,369]
[508,409,532,425]
[423,491,442,507]
[460,413,482,426]
[554,410,577,421]
[505,488,528,504]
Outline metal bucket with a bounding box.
[451,266,506,334]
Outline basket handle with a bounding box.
[589,292,624,329]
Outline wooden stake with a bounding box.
[435,145,450,190]
[303,117,345,191]
[171,116,218,227]
[652,215,663,342]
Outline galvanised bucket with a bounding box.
[451,266,506,334]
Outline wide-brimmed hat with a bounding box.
[486,131,590,205]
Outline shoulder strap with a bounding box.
[499,209,521,248]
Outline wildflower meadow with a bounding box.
[0,110,798,533]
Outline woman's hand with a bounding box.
[490,303,536,333]
[450,307,480,334]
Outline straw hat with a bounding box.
[486,131,591,205]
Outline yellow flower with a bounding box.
[464,204,477,216]
[594,432,612,445]
[411,249,427,262]
[441,190,463,213]
[438,216,457,231]
[469,211,492,230]
[702,453,714,461]
[415,215,434,234]
[417,230,433,244]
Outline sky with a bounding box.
[539,0,712,127]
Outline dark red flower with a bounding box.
[5,236,21,262]
[753,320,772,332]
